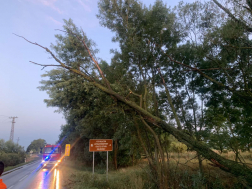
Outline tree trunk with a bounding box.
[197,152,203,176]
[91,81,252,186]
[235,150,239,163]
[114,139,118,170]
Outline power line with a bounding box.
[0,117,9,122]
[0,115,9,117]
[9,117,18,142]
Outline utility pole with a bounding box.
[9,117,18,142]
[17,137,19,145]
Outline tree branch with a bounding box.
[30,61,62,70]
[212,0,252,32]
[55,29,113,90]
[14,34,94,82]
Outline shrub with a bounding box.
[0,152,26,167]
[170,142,187,153]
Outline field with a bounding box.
[60,151,252,189]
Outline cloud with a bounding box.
[47,16,62,25]
[40,0,63,14]
[76,0,91,12]
[25,0,63,14]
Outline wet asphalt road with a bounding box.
[2,161,64,189]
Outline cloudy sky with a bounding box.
[0,0,194,150]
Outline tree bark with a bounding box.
[114,139,118,170]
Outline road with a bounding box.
[2,161,64,189]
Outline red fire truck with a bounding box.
[41,144,62,167]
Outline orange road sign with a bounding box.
[89,139,113,152]
[65,144,70,156]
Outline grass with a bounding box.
[60,151,252,189]
[4,156,41,172]
[60,160,151,189]
[166,151,252,188]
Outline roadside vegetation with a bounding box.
[61,147,252,189]
[0,138,44,171]
[19,0,252,187]
[0,139,26,167]
[4,155,41,172]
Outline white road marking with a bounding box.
[9,185,14,189]
[19,175,28,181]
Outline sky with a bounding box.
[0,0,195,150]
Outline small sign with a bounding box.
[89,139,113,152]
[65,144,70,156]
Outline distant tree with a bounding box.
[0,139,4,152]
[0,139,24,154]
[26,139,46,153]
[0,139,26,167]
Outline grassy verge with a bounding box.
[4,156,41,172]
[60,151,252,189]
[60,161,152,189]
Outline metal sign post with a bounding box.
[89,139,113,181]
[93,152,94,174]
[106,151,108,181]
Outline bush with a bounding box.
[170,142,187,153]
[0,152,26,167]
[222,149,228,153]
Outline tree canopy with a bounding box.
[26,139,46,153]
[18,0,252,187]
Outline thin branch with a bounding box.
[13,33,48,50]
[157,66,182,130]
[212,0,252,32]
[14,33,68,68]
[14,34,94,82]
[129,89,142,108]
[55,29,112,90]
[163,52,231,89]
[183,67,232,72]
[223,44,252,49]
[79,65,96,82]
[30,61,61,67]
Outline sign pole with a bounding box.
[106,151,108,181]
[89,139,113,180]
[93,151,94,174]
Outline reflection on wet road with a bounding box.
[27,166,62,189]
[2,162,63,189]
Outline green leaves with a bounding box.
[33,0,252,183]
[26,139,46,153]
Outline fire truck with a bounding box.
[41,144,62,167]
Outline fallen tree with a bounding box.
[15,30,252,186]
